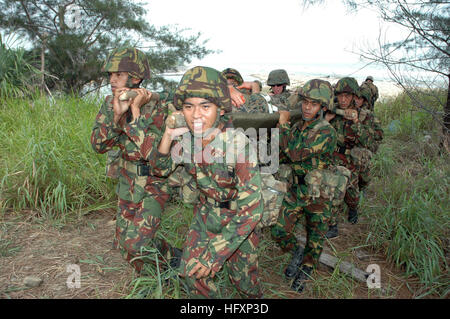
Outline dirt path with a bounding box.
[0,210,135,299]
[0,208,419,299]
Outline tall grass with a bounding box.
[363,92,449,298]
[0,93,115,222]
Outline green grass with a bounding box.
[362,92,449,298]
[0,93,116,222]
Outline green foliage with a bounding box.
[375,89,446,137]
[364,90,450,298]
[0,0,214,94]
[0,93,115,221]
[0,35,40,97]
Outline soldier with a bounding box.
[325,77,374,238]
[360,76,379,110]
[222,67,268,113]
[354,86,384,191]
[90,47,180,272]
[266,69,295,111]
[270,79,338,293]
[221,67,261,94]
[355,86,384,153]
[155,66,264,298]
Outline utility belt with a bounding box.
[123,160,157,177]
[204,195,236,210]
[292,174,305,185]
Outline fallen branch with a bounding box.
[296,235,369,283]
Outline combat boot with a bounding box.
[348,208,358,224]
[169,247,183,269]
[325,224,338,239]
[291,265,313,293]
[284,246,304,279]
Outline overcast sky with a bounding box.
[146,0,408,82]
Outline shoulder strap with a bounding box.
[259,93,278,113]
[307,119,330,138]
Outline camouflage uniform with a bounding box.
[91,48,177,272]
[328,77,374,227]
[358,86,384,153]
[271,80,337,270]
[153,66,263,298]
[360,76,379,111]
[356,86,384,190]
[269,91,295,111]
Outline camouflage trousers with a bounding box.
[113,180,175,273]
[271,183,331,268]
[329,153,360,227]
[358,165,371,191]
[179,200,262,299]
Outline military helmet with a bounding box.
[366,76,374,82]
[221,68,243,86]
[334,77,359,95]
[102,47,150,80]
[359,85,372,103]
[174,66,232,113]
[267,69,290,86]
[298,79,333,109]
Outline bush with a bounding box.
[0,35,40,98]
[365,90,449,298]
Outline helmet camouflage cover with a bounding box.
[359,85,372,102]
[298,79,334,109]
[267,69,290,86]
[174,66,232,113]
[221,68,244,86]
[334,77,359,95]
[101,47,150,80]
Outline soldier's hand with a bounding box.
[128,88,152,121]
[188,260,215,279]
[130,88,152,108]
[279,110,291,125]
[229,85,246,108]
[237,81,260,93]
[344,109,358,123]
[158,125,189,155]
[113,88,131,116]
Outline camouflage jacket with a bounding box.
[358,108,384,153]
[269,91,295,111]
[153,117,263,272]
[328,110,374,168]
[361,81,379,107]
[279,118,337,177]
[232,91,269,113]
[90,96,168,202]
